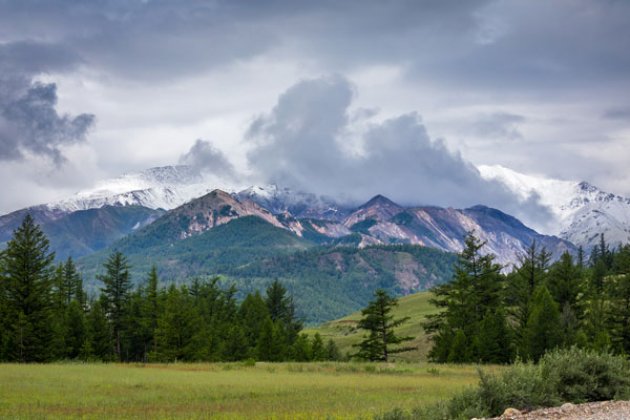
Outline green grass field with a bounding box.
[0,361,489,419]
[306,291,439,361]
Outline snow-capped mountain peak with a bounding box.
[479,164,630,249]
[46,165,238,213]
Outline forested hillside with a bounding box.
[78,217,457,323]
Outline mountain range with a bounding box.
[6,163,627,262]
[2,164,628,322]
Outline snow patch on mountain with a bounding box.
[46,165,240,212]
[478,164,630,249]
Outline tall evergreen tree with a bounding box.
[425,232,505,363]
[143,266,160,357]
[265,280,303,344]
[0,250,8,360]
[85,298,113,361]
[2,215,55,362]
[507,241,550,347]
[154,285,203,362]
[353,289,414,362]
[239,291,270,354]
[522,285,563,362]
[97,251,132,361]
[609,245,630,354]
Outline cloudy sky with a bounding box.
[1,0,629,219]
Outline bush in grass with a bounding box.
[376,347,630,420]
[540,347,630,402]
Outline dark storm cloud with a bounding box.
[247,75,553,227]
[2,0,628,94]
[0,41,94,165]
[0,82,94,164]
[178,139,236,179]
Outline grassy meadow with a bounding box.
[306,291,439,361]
[0,361,490,419]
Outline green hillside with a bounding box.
[78,216,456,323]
[306,291,440,361]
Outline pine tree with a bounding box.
[265,280,302,344]
[256,317,288,362]
[222,324,248,361]
[3,214,55,362]
[425,232,504,363]
[239,291,270,354]
[325,339,341,361]
[143,266,160,357]
[353,289,414,362]
[608,246,630,354]
[291,333,312,361]
[97,251,132,361]
[154,285,203,362]
[447,330,468,363]
[310,333,326,361]
[522,285,563,361]
[86,298,113,361]
[65,300,87,359]
[507,241,551,348]
[547,252,582,309]
[0,251,6,361]
[472,308,513,364]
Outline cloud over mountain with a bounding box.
[247,75,553,228]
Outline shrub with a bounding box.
[376,348,630,420]
[540,347,630,402]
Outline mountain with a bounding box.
[0,205,163,260]
[78,215,457,323]
[337,197,574,268]
[236,185,351,221]
[47,165,227,212]
[479,164,630,250]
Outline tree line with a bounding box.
[0,215,340,363]
[425,233,630,363]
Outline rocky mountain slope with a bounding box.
[1,164,580,268]
[479,165,630,250]
[78,186,574,270]
[0,205,163,260]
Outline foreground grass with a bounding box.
[306,291,438,361]
[0,361,488,419]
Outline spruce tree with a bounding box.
[608,247,630,354]
[507,241,550,345]
[143,266,160,357]
[0,250,8,361]
[154,285,203,362]
[290,333,312,361]
[522,285,563,361]
[325,339,341,361]
[3,214,55,362]
[239,291,270,354]
[86,298,113,361]
[353,289,414,362]
[265,280,302,344]
[425,232,504,363]
[256,317,288,362]
[311,333,326,361]
[65,300,87,359]
[447,330,468,363]
[97,251,132,361]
